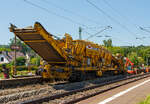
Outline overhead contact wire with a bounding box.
[102,0,139,28]
[40,0,102,26]
[24,0,89,28]
[86,0,138,38]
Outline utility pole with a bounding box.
[79,27,82,40]
[14,35,17,75]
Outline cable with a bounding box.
[140,27,150,33]
[24,0,116,42]
[39,0,102,26]
[83,30,93,36]
[39,0,114,33]
[102,0,139,28]
[111,37,133,46]
[24,0,89,28]
[86,26,112,40]
[86,0,138,38]
[83,29,133,46]
[41,0,116,35]
[102,0,150,45]
[84,26,110,31]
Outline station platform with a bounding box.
[77,77,150,104]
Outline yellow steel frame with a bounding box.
[10,22,125,80]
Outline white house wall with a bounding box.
[0,54,9,64]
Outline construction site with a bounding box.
[0,0,150,104]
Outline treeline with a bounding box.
[1,38,150,66]
[104,39,150,66]
[0,45,11,52]
[0,37,40,66]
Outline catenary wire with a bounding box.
[102,0,139,28]
[86,0,148,45]
[39,0,103,26]
[86,0,138,38]
[24,0,113,41]
[24,0,90,28]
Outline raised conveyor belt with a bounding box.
[10,22,66,64]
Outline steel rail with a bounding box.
[19,73,150,104]
[0,76,42,89]
[65,73,150,104]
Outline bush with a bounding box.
[11,57,26,66]
[16,66,27,71]
[0,63,38,75]
[0,64,11,72]
[15,66,38,71]
[30,57,40,66]
[138,95,150,104]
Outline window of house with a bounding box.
[1,57,4,62]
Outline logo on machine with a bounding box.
[86,45,92,49]
[86,45,99,50]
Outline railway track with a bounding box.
[0,75,125,104]
[17,73,150,104]
[0,76,42,88]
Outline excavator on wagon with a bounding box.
[125,57,134,74]
[10,22,125,81]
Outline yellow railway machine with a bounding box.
[10,22,125,81]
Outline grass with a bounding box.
[138,95,150,104]
[0,73,4,79]
[16,70,35,76]
[0,70,36,79]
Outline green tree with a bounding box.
[138,57,145,65]
[108,46,124,55]
[30,56,41,66]
[107,39,112,47]
[0,48,11,52]
[9,37,31,54]
[103,38,112,47]
[128,52,139,66]
[103,40,107,47]
[11,57,26,66]
[0,45,11,52]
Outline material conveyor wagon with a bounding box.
[10,22,125,81]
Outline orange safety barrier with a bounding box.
[146,67,149,73]
[127,70,134,74]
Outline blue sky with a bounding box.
[0,0,150,46]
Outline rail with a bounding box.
[19,73,150,104]
[0,76,42,88]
